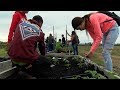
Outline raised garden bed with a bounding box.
[46,54,120,79]
[0,57,10,62]
[4,53,120,79]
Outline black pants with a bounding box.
[48,43,53,51]
[31,55,53,78]
[14,55,53,79]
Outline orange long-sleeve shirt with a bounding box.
[86,12,116,54]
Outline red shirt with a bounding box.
[8,11,27,43]
[86,12,116,54]
[8,19,45,64]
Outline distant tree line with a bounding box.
[114,44,120,46]
[0,41,120,49]
[79,43,120,46]
[0,41,7,49]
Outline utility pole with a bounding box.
[66,25,70,55]
[53,26,55,50]
[55,32,57,42]
[66,25,67,44]
[53,26,54,38]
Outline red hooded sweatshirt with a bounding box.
[8,11,27,43]
[8,19,45,64]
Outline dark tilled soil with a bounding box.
[6,57,108,79]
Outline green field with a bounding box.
[0,44,120,76]
[0,48,7,57]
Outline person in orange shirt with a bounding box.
[71,12,119,72]
[8,11,29,44]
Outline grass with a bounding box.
[78,45,104,66]
[0,48,7,57]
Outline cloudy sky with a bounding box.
[0,11,120,43]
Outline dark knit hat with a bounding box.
[72,17,83,30]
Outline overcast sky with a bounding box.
[0,11,120,43]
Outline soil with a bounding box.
[2,54,119,79]
[6,56,116,79]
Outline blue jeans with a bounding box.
[102,23,119,72]
[48,43,53,51]
[72,44,78,55]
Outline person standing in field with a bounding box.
[61,34,66,46]
[71,12,119,72]
[48,34,54,51]
[67,31,79,55]
[45,37,49,52]
[8,11,29,44]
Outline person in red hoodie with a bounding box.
[8,11,29,44]
[71,12,119,72]
[8,15,52,79]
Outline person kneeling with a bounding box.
[8,15,52,79]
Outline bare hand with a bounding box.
[25,64,32,69]
[84,52,93,59]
